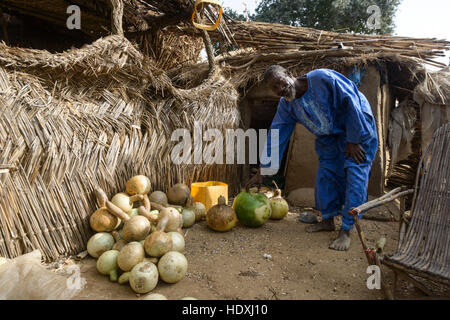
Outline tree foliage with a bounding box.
[253,0,402,34]
[223,8,247,22]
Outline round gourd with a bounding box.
[167,183,190,206]
[168,232,185,253]
[122,216,151,242]
[87,232,115,258]
[117,241,145,272]
[206,196,237,232]
[181,208,196,228]
[90,208,118,232]
[126,175,151,195]
[149,191,168,206]
[129,262,159,294]
[144,231,172,257]
[232,191,272,227]
[96,250,120,282]
[157,251,188,284]
[269,184,289,220]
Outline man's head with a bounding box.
[263,65,297,101]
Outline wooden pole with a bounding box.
[109,0,124,36]
[201,29,216,77]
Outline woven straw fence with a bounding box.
[0,35,242,261]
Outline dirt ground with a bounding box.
[66,206,431,300]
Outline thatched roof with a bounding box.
[0,0,229,38]
[169,20,449,91]
[3,1,448,79]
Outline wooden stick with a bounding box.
[358,189,414,212]
[201,29,216,78]
[350,210,394,300]
[108,0,124,36]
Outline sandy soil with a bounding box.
[68,207,429,300]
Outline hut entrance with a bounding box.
[241,85,290,189]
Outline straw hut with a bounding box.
[0,0,240,260]
[0,1,448,261]
[172,21,449,196]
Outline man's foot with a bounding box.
[329,229,351,251]
[305,219,335,233]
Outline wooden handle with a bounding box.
[106,200,130,222]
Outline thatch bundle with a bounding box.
[0,35,241,261]
[133,30,203,70]
[170,44,428,93]
[414,67,450,106]
[211,21,450,57]
[173,20,449,90]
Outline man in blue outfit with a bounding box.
[246,65,378,251]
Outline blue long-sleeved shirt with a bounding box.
[260,69,376,171]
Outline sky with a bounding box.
[221,0,450,66]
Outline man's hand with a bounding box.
[245,168,263,191]
[345,143,366,165]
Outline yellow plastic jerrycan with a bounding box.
[190,181,228,212]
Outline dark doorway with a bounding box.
[247,98,290,189]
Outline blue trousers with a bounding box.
[314,136,378,231]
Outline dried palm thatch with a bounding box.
[414,67,450,106]
[133,29,203,70]
[171,20,449,90]
[205,21,450,61]
[0,35,241,261]
[170,45,429,94]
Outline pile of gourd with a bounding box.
[86,175,207,294]
[205,182,290,232]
